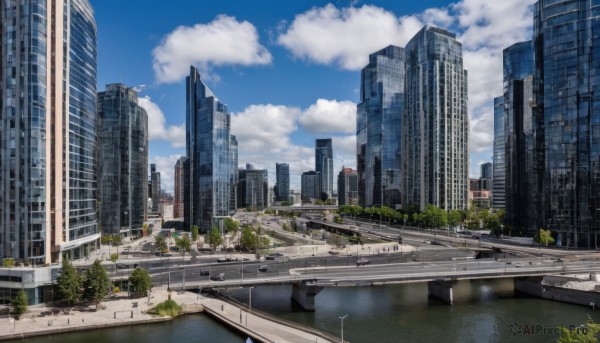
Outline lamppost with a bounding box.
[339,314,348,342]
[246,286,255,326]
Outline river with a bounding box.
[29,279,600,343]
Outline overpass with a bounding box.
[270,205,338,212]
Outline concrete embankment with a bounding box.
[515,274,600,309]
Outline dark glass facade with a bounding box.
[174,157,187,218]
[237,167,268,211]
[534,0,600,248]
[403,26,469,211]
[357,45,404,209]
[301,171,321,202]
[481,162,493,180]
[150,164,161,213]
[185,66,234,231]
[275,163,290,202]
[492,96,506,210]
[315,139,333,200]
[338,168,359,206]
[97,84,148,238]
[229,135,238,212]
[0,0,99,264]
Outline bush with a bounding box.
[152,299,182,317]
[113,287,120,293]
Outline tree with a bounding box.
[448,210,462,229]
[155,235,168,254]
[129,268,153,298]
[2,258,15,268]
[224,218,239,233]
[534,228,555,246]
[259,236,271,250]
[334,215,343,224]
[557,315,600,343]
[191,225,199,241]
[240,226,258,252]
[175,233,191,256]
[12,289,28,319]
[143,223,149,237]
[110,253,119,263]
[56,258,82,305]
[207,227,223,251]
[82,260,111,310]
[402,214,409,226]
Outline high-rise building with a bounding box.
[492,96,506,210]
[357,45,404,209]
[275,163,290,203]
[502,41,536,232]
[533,0,600,247]
[237,165,268,211]
[0,0,99,264]
[315,139,333,200]
[185,66,234,231]
[481,163,493,180]
[97,84,148,238]
[150,164,161,214]
[230,136,238,212]
[174,157,187,219]
[403,26,469,211]
[338,168,359,206]
[301,171,321,203]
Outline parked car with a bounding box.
[258,265,268,272]
[356,258,370,266]
[200,270,209,275]
[217,257,227,263]
[210,273,225,281]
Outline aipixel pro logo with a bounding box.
[509,322,589,336]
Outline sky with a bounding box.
[90,0,537,194]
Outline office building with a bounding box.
[185,66,234,231]
[492,96,506,210]
[315,139,333,200]
[275,163,290,203]
[403,26,469,211]
[174,157,187,219]
[301,171,321,203]
[338,168,359,206]
[230,135,238,212]
[0,0,99,264]
[150,164,161,214]
[97,84,148,238]
[237,165,268,211]
[481,162,493,180]
[357,45,404,209]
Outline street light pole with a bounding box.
[339,314,348,342]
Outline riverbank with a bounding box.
[0,287,335,343]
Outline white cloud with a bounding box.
[150,154,182,195]
[152,15,272,83]
[138,96,185,148]
[470,112,494,153]
[298,99,356,133]
[277,4,422,70]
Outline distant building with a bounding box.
[492,96,506,210]
[301,171,321,203]
[230,136,238,212]
[469,178,491,210]
[150,164,161,214]
[315,139,333,200]
[275,163,290,203]
[338,168,359,206]
[174,157,187,218]
[481,162,493,180]
[237,165,268,211]
[97,83,148,238]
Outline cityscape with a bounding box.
[0,1,599,342]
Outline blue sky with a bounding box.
[90,0,536,194]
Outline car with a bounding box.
[210,273,225,281]
[216,257,227,263]
[200,270,209,275]
[356,258,371,266]
[154,252,172,257]
[226,257,238,262]
[258,265,268,272]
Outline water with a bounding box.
[32,280,600,343]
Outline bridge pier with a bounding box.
[428,279,456,304]
[291,281,324,311]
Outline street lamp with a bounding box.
[246,286,255,326]
[339,314,348,342]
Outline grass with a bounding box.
[151,299,182,318]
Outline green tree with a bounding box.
[402,214,409,226]
[2,258,15,268]
[191,225,199,241]
[143,223,149,236]
[110,253,119,263]
[12,289,28,319]
[155,235,168,253]
[557,315,600,343]
[224,218,240,233]
[334,215,343,224]
[207,227,223,251]
[175,233,191,256]
[129,268,153,298]
[240,226,258,251]
[82,260,111,310]
[448,209,462,229]
[259,236,271,249]
[534,228,555,246]
[56,258,81,305]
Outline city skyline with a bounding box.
[89,0,537,193]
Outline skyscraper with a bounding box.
[338,168,359,206]
[301,171,321,203]
[97,84,148,238]
[357,45,404,209]
[237,165,268,211]
[150,164,161,214]
[174,157,187,219]
[315,139,333,200]
[502,41,536,232]
[403,26,469,211]
[0,0,99,263]
[185,66,234,231]
[492,96,506,210]
[275,163,290,203]
[229,135,238,213]
[481,162,493,180]
[533,0,600,247]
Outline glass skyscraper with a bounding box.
[338,168,359,206]
[275,163,290,202]
[403,26,469,211]
[229,135,238,213]
[150,164,161,214]
[492,96,506,210]
[97,84,148,238]
[185,66,234,231]
[174,156,187,219]
[237,166,268,211]
[301,171,321,202]
[0,0,99,264]
[357,45,404,209]
[534,0,600,248]
[315,139,333,200]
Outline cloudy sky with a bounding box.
[91,0,536,194]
